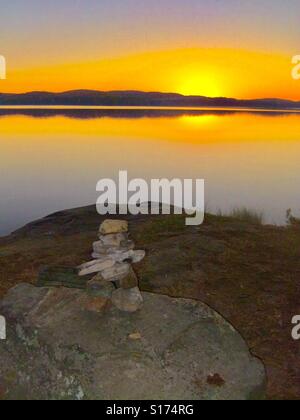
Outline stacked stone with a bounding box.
[78,220,145,313]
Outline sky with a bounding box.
[1,0,300,99]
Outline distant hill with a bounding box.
[0,90,300,109]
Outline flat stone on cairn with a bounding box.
[78,258,115,276]
[100,233,128,247]
[78,219,145,313]
[112,287,143,313]
[99,219,128,235]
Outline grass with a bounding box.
[133,207,265,246]
[286,209,300,227]
[133,214,187,243]
[227,207,264,225]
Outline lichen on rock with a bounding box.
[0,284,266,400]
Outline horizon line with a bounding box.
[1,106,300,114]
[0,89,300,103]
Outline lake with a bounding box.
[1,107,300,235]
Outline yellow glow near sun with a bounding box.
[2,48,300,100]
[179,72,222,97]
[180,115,219,126]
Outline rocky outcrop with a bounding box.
[0,283,266,400]
[1,205,298,399]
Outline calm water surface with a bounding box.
[1,108,300,235]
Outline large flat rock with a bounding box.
[0,284,266,400]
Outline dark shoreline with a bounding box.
[0,107,299,121]
[1,89,300,109]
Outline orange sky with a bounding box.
[1,48,300,100]
[1,1,300,99]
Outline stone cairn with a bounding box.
[78,220,146,313]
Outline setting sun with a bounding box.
[2,48,299,100]
[178,71,222,97]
